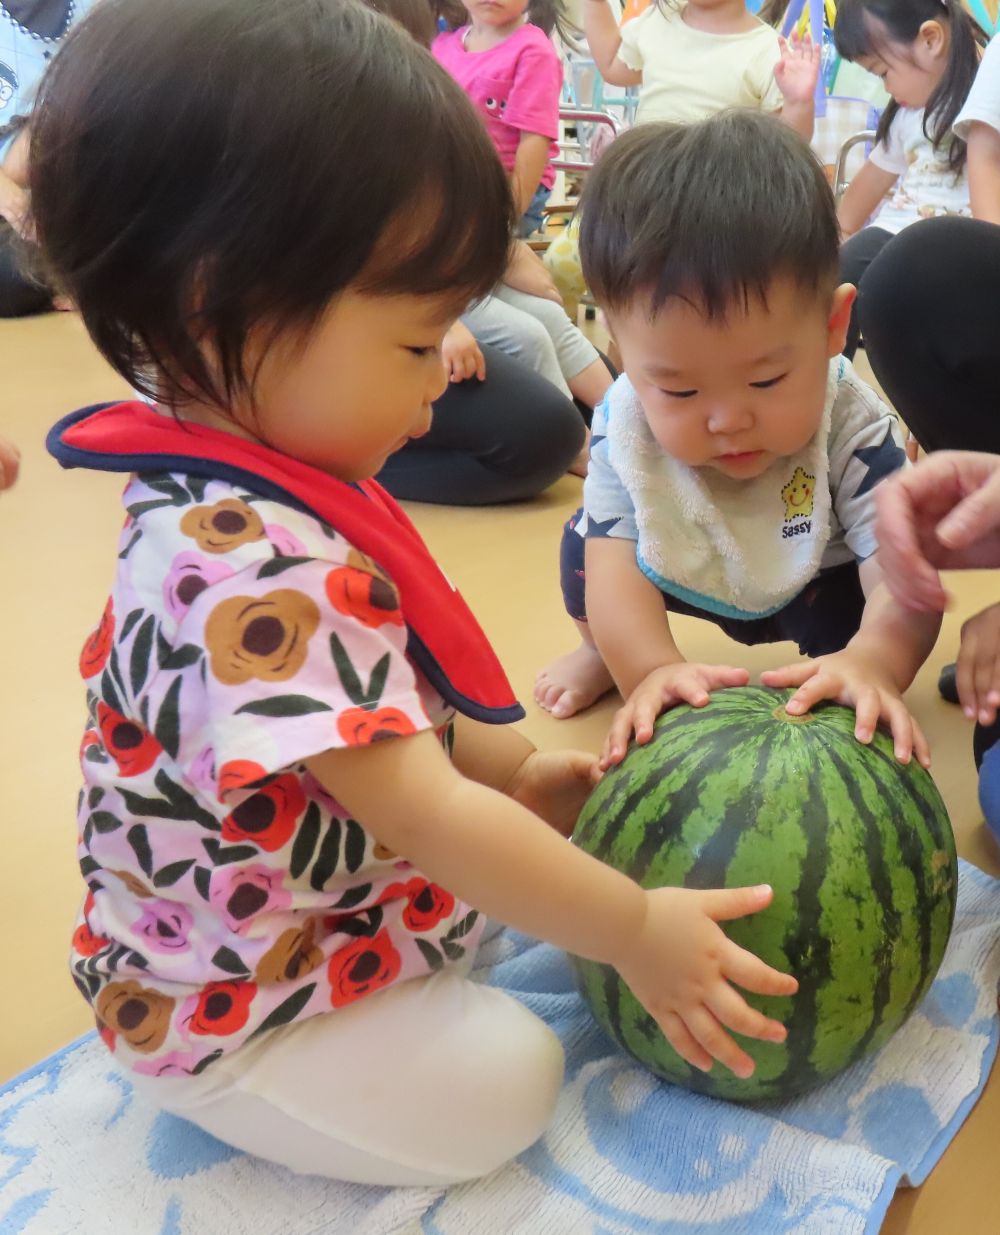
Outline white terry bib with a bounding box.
[606,366,837,619]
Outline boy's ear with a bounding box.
[827,283,856,358]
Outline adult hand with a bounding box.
[875,451,1000,613]
[955,602,1000,725]
[441,321,486,383]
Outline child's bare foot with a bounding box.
[535,643,615,719]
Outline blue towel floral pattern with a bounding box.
[70,472,481,1079]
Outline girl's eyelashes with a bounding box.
[660,388,697,399]
[750,372,788,389]
[406,345,440,358]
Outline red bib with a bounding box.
[48,402,523,723]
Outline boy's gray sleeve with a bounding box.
[828,373,908,563]
[580,396,639,542]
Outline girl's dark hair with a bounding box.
[28,0,514,409]
[580,110,840,319]
[834,0,987,172]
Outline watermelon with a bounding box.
[571,685,957,1101]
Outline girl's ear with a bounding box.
[826,283,856,358]
[917,19,947,59]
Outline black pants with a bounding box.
[0,223,52,318]
[377,343,589,507]
[838,225,893,361]
[559,513,866,658]
[857,216,1000,762]
[857,216,1000,453]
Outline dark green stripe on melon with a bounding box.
[570,686,956,1102]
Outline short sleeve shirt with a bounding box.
[71,473,483,1078]
[868,107,971,233]
[954,33,1000,142]
[433,22,562,189]
[618,3,783,127]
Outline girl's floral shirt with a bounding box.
[72,471,482,1079]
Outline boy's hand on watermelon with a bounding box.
[762,653,931,768]
[956,602,1000,726]
[600,662,749,769]
[616,884,797,1079]
[504,749,601,838]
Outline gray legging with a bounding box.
[377,342,587,506]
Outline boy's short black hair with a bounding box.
[580,111,840,320]
[29,0,514,408]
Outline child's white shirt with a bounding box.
[868,107,971,233]
[954,33,1000,141]
[617,2,783,126]
[578,358,908,620]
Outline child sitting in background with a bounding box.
[434,0,569,237]
[535,112,939,773]
[834,0,987,358]
[583,0,819,138]
[544,0,821,319]
[34,0,796,1186]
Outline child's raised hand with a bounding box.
[614,884,797,1078]
[0,433,20,491]
[504,748,601,838]
[600,661,749,769]
[441,321,486,383]
[956,602,1000,726]
[762,652,931,767]
[775,32,822,105]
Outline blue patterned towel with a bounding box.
[2,859,998,1235]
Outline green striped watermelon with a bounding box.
[571,685,957,1101]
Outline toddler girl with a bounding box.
[583,0,820,137]
[834,0,988,357]
[34,0,795,1187]
[545,0,821,319]
[434,0,567,237]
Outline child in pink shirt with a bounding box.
[434,0,565,236]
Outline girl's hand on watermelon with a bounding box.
[504,749,601,838]
[956,602,1000,726]
[617,885,797,1078]
[762,654,931,768]
[600,662,750,769]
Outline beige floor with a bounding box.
[1,312,998,1232]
